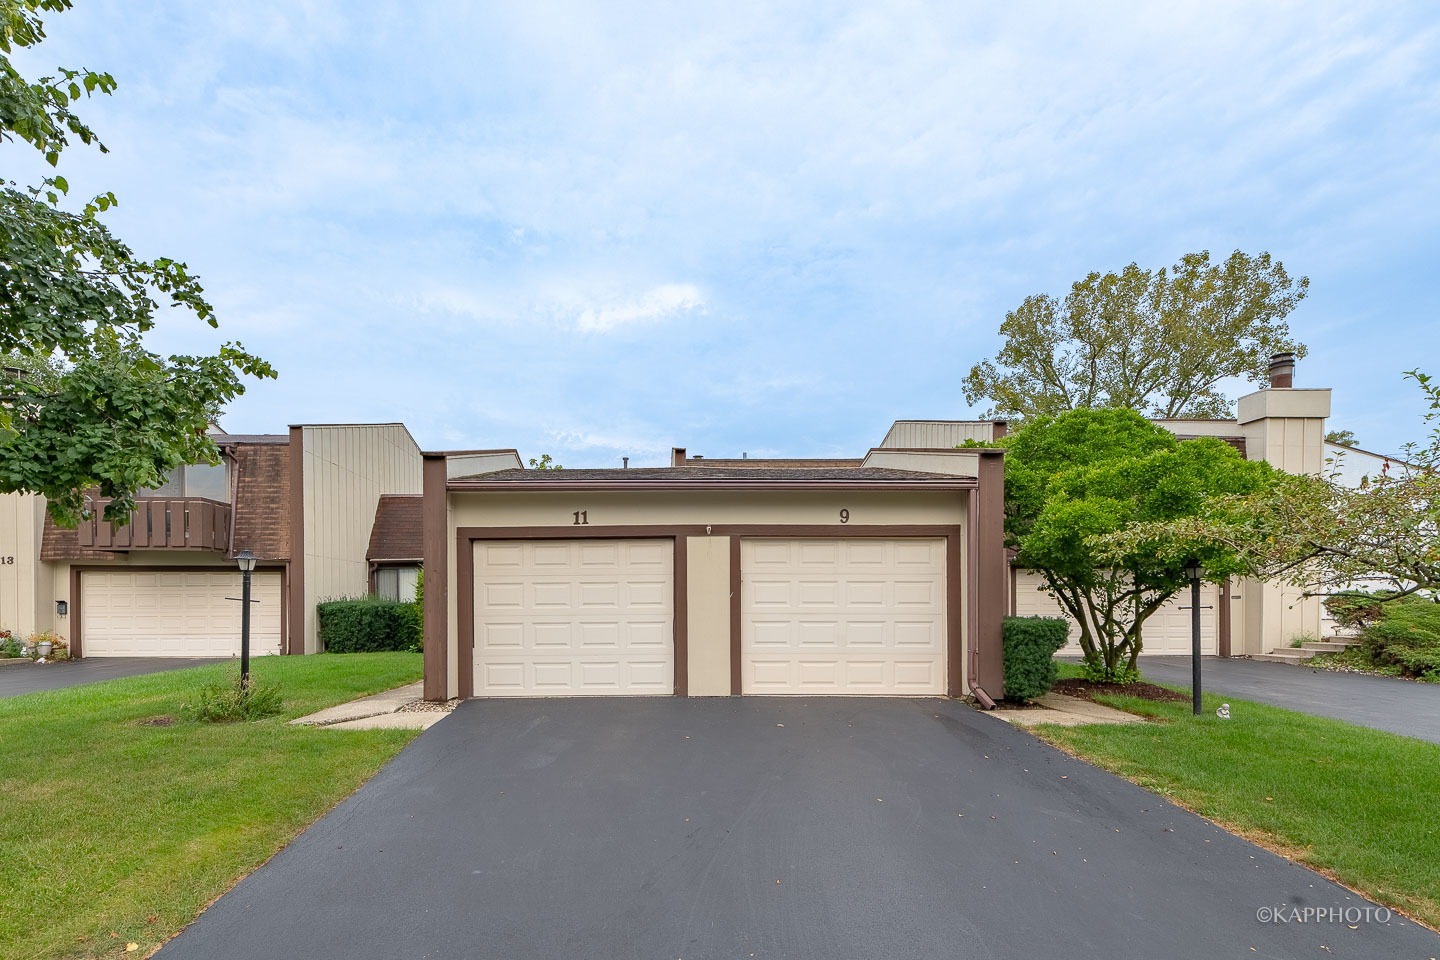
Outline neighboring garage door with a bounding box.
[81,570,283,657]
[1014,570,1218,655]
[740,538,947,695]
[473,539,674,696]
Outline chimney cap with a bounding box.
[1268,352,1296,389]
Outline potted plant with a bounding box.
[26,631,68,661]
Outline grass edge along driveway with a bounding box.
[1036,663,1440,931]
[0,652,422,960]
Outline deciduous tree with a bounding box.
[964,250,1307,422]
[1100,371,1440,603]
[0,0,274,525]
[1001,408,1276,681]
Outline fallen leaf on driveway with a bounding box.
[126,945,138,953]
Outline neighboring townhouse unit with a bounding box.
[0,426,524,659]
[673,353,1369,664]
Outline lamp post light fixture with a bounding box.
[235,549,257,686]
[1183,561,1203,716]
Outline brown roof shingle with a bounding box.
[367,494,423,561]
[231,441,291,560]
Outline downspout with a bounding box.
[966,486,997,708]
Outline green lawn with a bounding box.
[0,653,423,959]
[1039,661,1440,928]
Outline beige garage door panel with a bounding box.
[82,570,283,657]
[473,539,674,696]
[1013,570,1218,655]
[741,538,946,695]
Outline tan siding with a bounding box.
[860,449,980,476]
[0,493,46,636]
[686,536,731,695]
[301,425,423,653]
[880,421,996,448]
[450,489,966,529]
[447,452,523,478]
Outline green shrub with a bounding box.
[184,667,284,723]
[1002,616,1071,701]
[1323,590,1397,631]
[317,596,422,653]
[1358,597,1440,680]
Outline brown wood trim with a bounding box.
[280,562,289,657]
[455,532,474,699]
[729,535,742,695]
[946,531,964,698]
[287,426,304,655]
[973,451,1007,696]
[966,488,980,696]
[422,455,450,701]
[673,539,688,697]
[457,525,709,541]
[69,565,82,658]
[1219,578,1232,658]
[448,480,978,492]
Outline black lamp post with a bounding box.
[1183,560,1203,716]
[235,549,257,686]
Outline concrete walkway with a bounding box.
[0,657,224,698]
[988,692,1146,727]
[1140,656,1440,743]
[288,681,453,730]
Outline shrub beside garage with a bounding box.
[1326,592,1440,680]
[317,596,423,653]
[1001,616,1071,701]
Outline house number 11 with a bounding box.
[572,510,589,525]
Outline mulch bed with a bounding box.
[1052,678,1189,705]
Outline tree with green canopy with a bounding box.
[964,250,1308,423]
[999,408,1278,681]
[0,0,274,526]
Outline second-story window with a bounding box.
[148,463,230,502]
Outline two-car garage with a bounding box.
[435,458,1008,703]
[465,533,959,698]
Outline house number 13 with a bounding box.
[572,510,589,525]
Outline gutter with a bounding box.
[446,479,979,492]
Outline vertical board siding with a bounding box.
[0,493,45,636]
[301,425,424,652]
[880,421,997,449]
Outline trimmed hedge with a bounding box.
[316,596,422,653]
[1002,616,1070,702]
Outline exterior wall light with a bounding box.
[56,599,68,617]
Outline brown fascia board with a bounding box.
[446,478,979,491]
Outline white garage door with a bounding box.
[741,538,947,695]
[1013,570,1218,655]
[473,539,674,696]
[81,570,283,657]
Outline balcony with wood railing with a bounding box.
[76,498,232,552]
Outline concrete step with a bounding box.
[1252,648,1317,664]
[1301,640,1354,653]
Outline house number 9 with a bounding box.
[839,509,849,523]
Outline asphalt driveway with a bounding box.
[160,697,1439,960]
[1140,656,1440,743]
[0,657,223,698]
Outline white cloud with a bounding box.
[574,283,706,333]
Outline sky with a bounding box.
[9,1,1439,464]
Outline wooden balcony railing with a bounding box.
[77,498,232,552]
